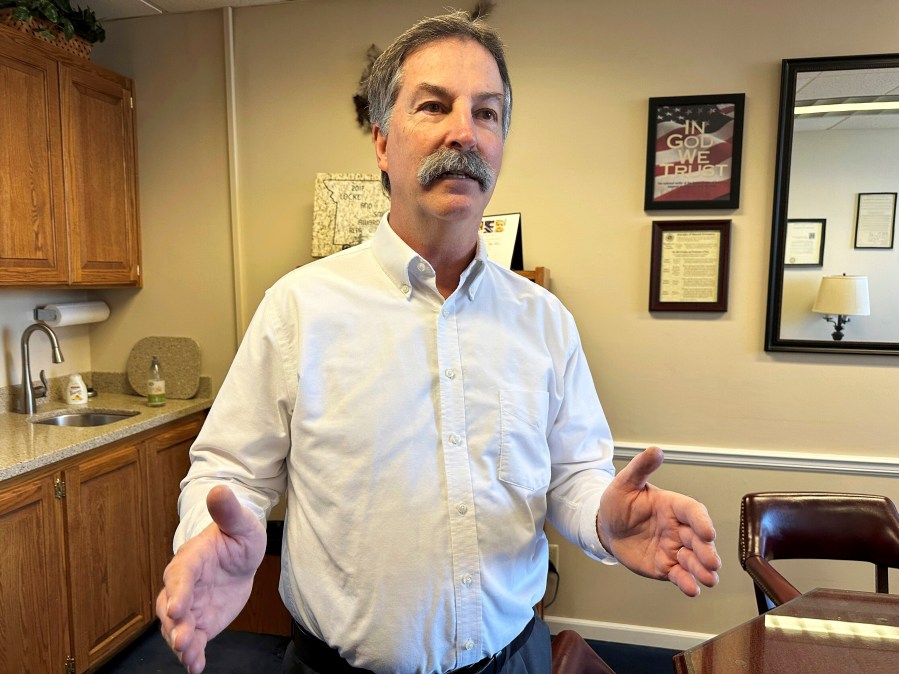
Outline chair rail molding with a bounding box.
[614,443,899,478]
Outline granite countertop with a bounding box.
[0,378,213,483]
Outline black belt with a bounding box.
[290,615,536,674]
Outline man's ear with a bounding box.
[373,124,389,172]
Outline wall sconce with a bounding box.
[811,274,870,341]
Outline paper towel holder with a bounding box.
[34,301,110,327]
[34,306,58,322]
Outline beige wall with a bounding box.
[3,0,897,644]
[90,11,237,393]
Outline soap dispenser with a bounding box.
[147,355,166,407]
[66,374,88,405]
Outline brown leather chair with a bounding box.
[551,630,616,674]
[739,491,899,614]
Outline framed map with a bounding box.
[312,173,390,257]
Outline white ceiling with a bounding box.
[795,67,899,131]
[87,0,298,21]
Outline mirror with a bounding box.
[765,54,899,355]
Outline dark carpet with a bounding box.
[97,626,678,673]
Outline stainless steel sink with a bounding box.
[32,410,139,427]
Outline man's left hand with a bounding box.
[597,446,721,596]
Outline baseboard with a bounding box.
[543,615,713,652]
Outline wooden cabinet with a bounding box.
[146,413,203,590]
[0,33,69,285]
[62,65,141,286]
[0,470,69,673]
[0,24,141,288]
[0,412,204,673]
[64,442,152,671]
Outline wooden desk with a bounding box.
[674,589,899,673]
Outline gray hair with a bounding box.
[366,11,512,193]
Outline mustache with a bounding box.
[417,147,495,193]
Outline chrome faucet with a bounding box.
[19,322,65,415]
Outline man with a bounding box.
[157,11,720,674]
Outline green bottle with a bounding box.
[147,355,166,407]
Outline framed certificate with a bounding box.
[854,192,896,249]
[649,220,731,312]
[784,219,825,266]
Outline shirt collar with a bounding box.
[371,213,489,301]
[460,236,488,300]
[371,213,415,298]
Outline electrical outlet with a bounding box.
[548,543,560,570]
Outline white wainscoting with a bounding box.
[615,442,899,477]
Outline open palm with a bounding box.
[598,447,720,596]
[156,486,266,674]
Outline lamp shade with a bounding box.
[812,275,870,316]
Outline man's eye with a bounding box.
[421,102,444,113]
[478,109,499,121]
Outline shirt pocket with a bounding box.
[498,389,551,491]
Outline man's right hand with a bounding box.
[156,485,267,674]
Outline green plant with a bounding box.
[0,0,105,43]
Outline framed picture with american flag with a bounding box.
[644,93,745,210]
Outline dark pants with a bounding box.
[282,616,552,674]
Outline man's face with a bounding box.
[374,37,505,227]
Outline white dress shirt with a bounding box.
[175,215,616,674]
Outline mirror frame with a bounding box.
[765,53,899,355]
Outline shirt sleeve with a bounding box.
[173,290,296,552]
[545,318,618,564]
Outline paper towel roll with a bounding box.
[36,301,110,327]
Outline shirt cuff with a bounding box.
[579,493,618,565]
[173,500,214,552]
[173,495,267,553]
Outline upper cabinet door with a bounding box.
[61,65,141,286]
[0,36,69,285]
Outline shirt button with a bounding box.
[457,503,468,515]
[400,284,410,295]
[461,574,472,587]
[445,368,456,379]
[463,640,474,651]
[442,308,450,317]
[448,433,461,445]
[417,261,427,272]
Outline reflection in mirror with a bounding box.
[765,55,899,354]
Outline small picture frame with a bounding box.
[644,94,745,211]
[854,192,896,249]
[480,213,523,269]
[784,219,826,266]
[649,220,731,312]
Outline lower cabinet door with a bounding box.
[146,413,203,593]
[65,442,152,672]
[0,472,69,673]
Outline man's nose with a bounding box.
[446,108,477,151]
